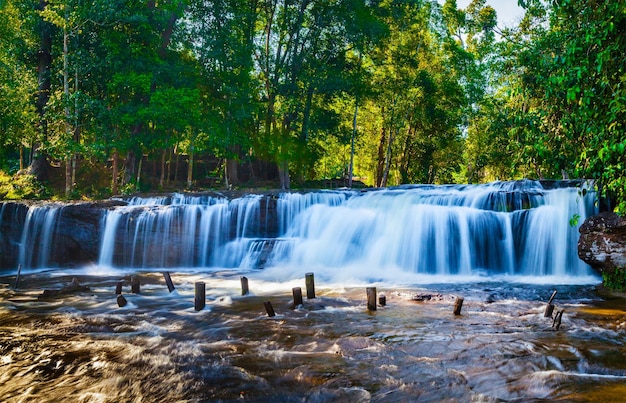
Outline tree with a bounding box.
[186,0,259,187]
[491,0,626,212]
[0,0,38,170]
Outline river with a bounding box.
[1,270,624,402]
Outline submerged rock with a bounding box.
[578,212,626,276]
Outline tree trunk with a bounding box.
[376,125,387,187]
[64,21,72,198]
[136,155,143,187]
[186,144,194,189]
[278,160,290,190]
[65,158,72,197]
[124,150,136,186]
[174,147,180,183]
[111,150,119,195]
[381,126,397,188]
[349,101,358,188]
[226,158,239,187]
[160,149,166,188]
[31,0,53,182]
[166,148,172,184]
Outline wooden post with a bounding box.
[115,281,123,295]
[14,264,22,290]
[547,290,557,304]
[131,276,140,294]
[163,272,175,293]
[379,294,387,307]
[292,287,303,308]
[305,272,315,299]
[117,294,127,307]
[453,297,464,315]
[366,287,377,311]
[264,301,276,317]
[194,282,206,311]
[241,276,249,296]
[552,309,564,330]
[544,290,557,317]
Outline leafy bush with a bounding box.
[602,267,626,291]
[0,170,51,200]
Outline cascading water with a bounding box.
[17,204,63,269]
[94,180,596,281]
[267,181,594,280]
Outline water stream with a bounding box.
[1,271,624,402]
[2,180,624,402]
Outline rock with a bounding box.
[578,212,626,275]
[38,277,91,300]
[0,202,29,269]
[411,293,444,302]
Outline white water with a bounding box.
[17,205,63,269]
[90,181,598,283]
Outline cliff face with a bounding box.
[0,202,28,269]
[578,212,626,276]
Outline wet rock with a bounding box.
[0,202,28,269]
[578,212,626,276]
[38,278,91,300]
[411,293,444,302]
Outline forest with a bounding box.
[0,0,624,210]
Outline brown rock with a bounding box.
[578,212,626,274]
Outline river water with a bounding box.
[1,269,624,402]
[1,181,624,401]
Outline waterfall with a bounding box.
[17,205,63,269]
[268,182,594,279]
[92,181,597,280]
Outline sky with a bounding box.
[439,0,525,27]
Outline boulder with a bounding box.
[578,212,626,275]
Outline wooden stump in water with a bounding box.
[544,290,557,317]
[379,294,387,307]
[115,281,123,295]
[14,264,22,290]
[241,276,249,296]
[264,301,276,317]
[305,272,316,299]
[117,294,127,307]
[38,278,91,300]
[131,276,140,294]
[552,309,564,330]
[367,287,377,311]
[292,287,303,308]
[163,272,175,293]
[194,282,206,311]
[453,297,464,315]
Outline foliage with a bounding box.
[0,170,50,200]
[0,0,38,160]
[472,0,626,211]
[0,0,624,206]
[602,267,626,291]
